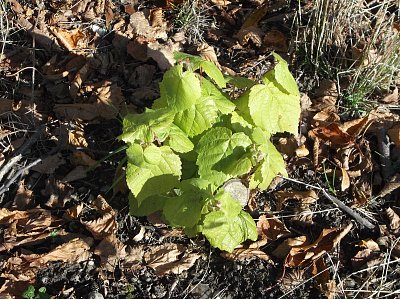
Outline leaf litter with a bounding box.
[0,0,399,298]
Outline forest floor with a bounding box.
[0,0,400,298]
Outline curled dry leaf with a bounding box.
[82,195,117,239]
[68,128,88,147]
[235,26,263,47]
[272,236,307,260]
[285,223,353,267]
[50,27,87,51]
[274,190,318,211]
[222,247,270,261]
[257,214,291,242]
[144,243,200,276]
[94,234,126,272]
[197,43,221,68]
[386,207,400,234]
[12,180,33,210]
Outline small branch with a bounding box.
[320,189,376,230]
[279,176,376,229]
[376,127,392,182]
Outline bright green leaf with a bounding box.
[120,108,175,144]
[129,193,167,216]
[166,124,194,153]
[267,52,300,96]
[225,75,256,89]
[196,127,252,187]
[201,79,235,114]
[174,52,226,88]
[174,98,218,137]
[126,144,181,204]
[249,140,287,190]
[163,192,205,228]
[201,192,257,252]
[248,84,300,135]
[159,64,202,111]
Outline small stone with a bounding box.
[223,179,249,207]
[87,291,104,299]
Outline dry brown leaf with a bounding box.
[147,40,181,71]
[64,203,83,220]
[23,237,93,267]
[210,0,231,6]
[263,30,288,52]
[380,87,398,104]
[82,195,117,239]
[271,236,307,259]
[235,26,263,47]
[42,178,73,208]
[94,234,126,272]
[0,208,64,252]
[222,248,270,261]
[197,43,221,68]
[274,190,318,210]
[256,214,291,242]
[68,129,88,147]
[311,258,336,299]
[311,108,340,128]
[71,151,97,167]
[12,180,33,210]
[310,123,354,149]
[340,167,350,191]
[31,153,66,174]
[388,124,400,146]
[386,207,400,234]
[62,165,87,182]
[50,27,86,51]
[144,243,200,275]
[285,223,353,267]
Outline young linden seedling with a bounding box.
[120,52,300,252]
